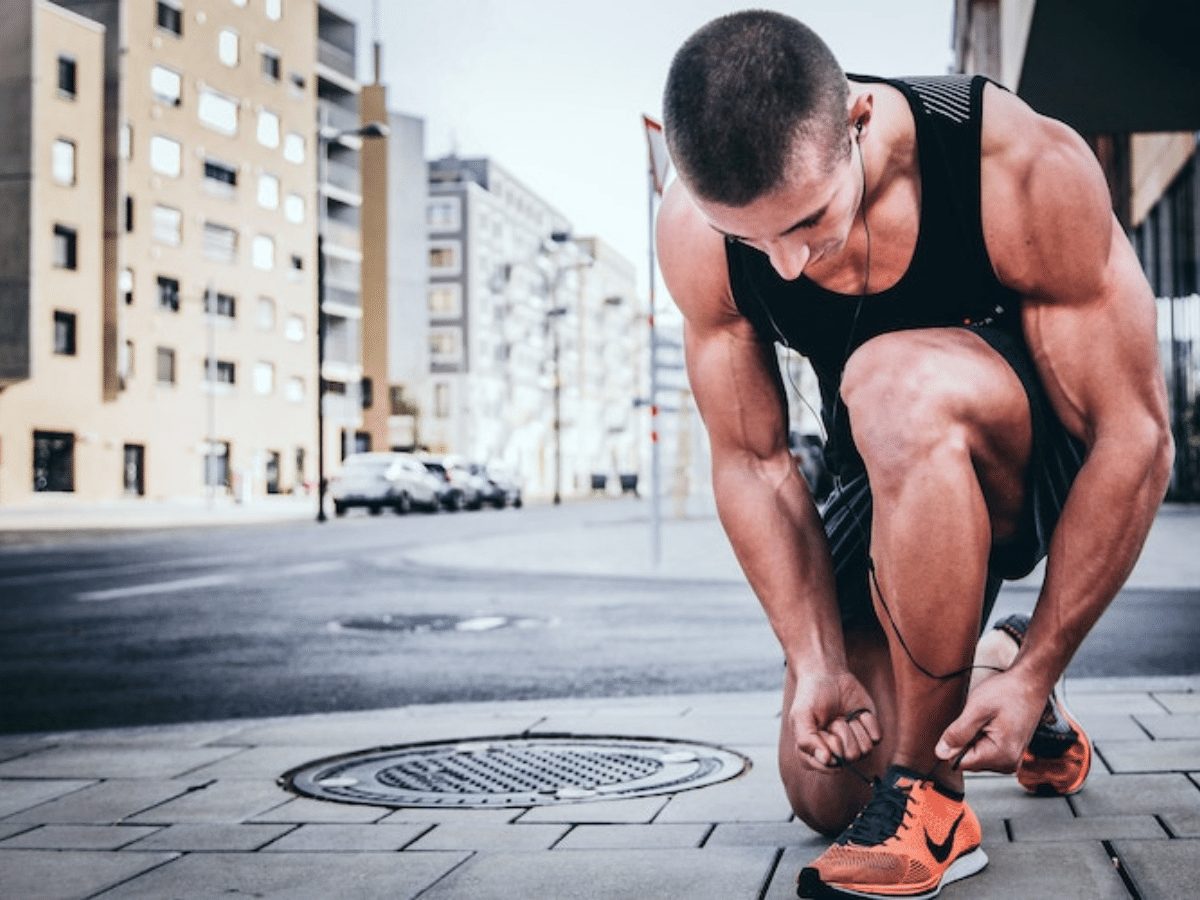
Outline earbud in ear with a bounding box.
[855,120,864,138]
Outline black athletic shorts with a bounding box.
[820,323,1087,632]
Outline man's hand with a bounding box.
[789,669,881,771]
[935,668,1046,772]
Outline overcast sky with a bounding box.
[323,1,956,297]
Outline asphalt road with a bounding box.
[1,501,1196,735]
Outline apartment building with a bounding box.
[424,155,575,493]
[954,0,1200,498]
[0,0,367,504]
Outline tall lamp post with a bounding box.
[315,118,389,523]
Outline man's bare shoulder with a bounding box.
[657,180,740,330]
[979,83,1113,301]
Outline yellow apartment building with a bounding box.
[0,0,365,504]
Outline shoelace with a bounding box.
[835,776,913,847]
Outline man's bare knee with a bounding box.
[779,766,870,837]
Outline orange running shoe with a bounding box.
[992,614,1093,796]
[797,765,987,899]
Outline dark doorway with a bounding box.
[33,431,74,493]
[123,444,145,496]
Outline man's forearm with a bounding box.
[712,453,849,671]
[1013,430,1172,690]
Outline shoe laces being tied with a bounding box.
[835,776,914,847]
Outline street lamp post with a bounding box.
[315,117,389,523]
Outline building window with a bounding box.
[150,65,181,106]
[253,361,275,394]
[427,197,461,231]
[203,158,238,195]
[218,28,239,66]
[283,193,304,224]
[288,71,305,93]
[265,0,282,21]
[205,289,236,318]
[149,135,182,177]
[256,296,276,329]
[203,221,239,263]
[257,173,279,208]
[124,195,134,232]
[204,440,230,488]
[156,346,176,384]
[204,358,236,384]
[256,109,280,148]
[51,139,76,186]
[120,267,134,306]
[290,254,304,272]
[120,122,132,160]
[428,241,460,274]
[157,275,180,312]
[53,311,76,355]
[52,224,77,269]
[119,339,135,386]
[252,234,274,270]
[33,431,74,493]
[429,327,463,364]
[285,376,304,403]
[283,132,304,164]
[152,204,182,245]
[198,88,238,136]
[434,382,450,418]
[427,283,462,317]
[57,56,77,98]
[156,1,183,36]
[284,314,305,341]
[261,49,281,81]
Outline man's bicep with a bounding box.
[684,316,790,462]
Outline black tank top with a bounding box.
[726,73,1022,477]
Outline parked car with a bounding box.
[482,464,522,508]
[419,458,470,512]
[330,452,439,517]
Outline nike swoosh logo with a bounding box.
[925,812,964,864]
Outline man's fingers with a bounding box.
[936,708,989,761]
[825,719,859,762]
[846,717,877,758]
[850,708,883,745]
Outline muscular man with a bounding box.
[657,11,1172,899]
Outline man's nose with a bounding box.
[765,241,810,281]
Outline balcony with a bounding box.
[317,38,355,79]
[322,217,360,253]
[323,158,360,195]
[323,284,361,312]
[319,100,360,136]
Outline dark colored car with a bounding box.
[419,457,470,511]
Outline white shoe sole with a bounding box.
[806,847,989,899]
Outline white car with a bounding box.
[330,452,440,517]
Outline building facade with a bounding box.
[0,0,368,505]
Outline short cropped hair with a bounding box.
[663,10,850,206]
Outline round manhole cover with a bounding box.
[281,735,750,808]
[327,614,548,634]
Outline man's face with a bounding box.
[692,134,860,282]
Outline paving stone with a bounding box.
[261,823,429,851]
[0,823,160,850]
[224,715,545,747]
[532,714,779,746]
[0,745,239,779]
[1009,814,1166,841]
[961,840,1129,899]
[1113,839,1200,900]
[0,778,94,818]
[706,821,825,849]
[407,821,569,851]
[1160,809,1200,837]
[50,721,242,747]
[126,779,292,824]
[1135,713,1200,739]
[96,850,469,900]
[1152,692,1200,714]
[1098,738,1200,772]
[655,750,793,823]
[6,778,202,824]
[1062,692,1165,716]
[763,847,814,900]
[183,744,366,780]
[121,823,293,851]
[249,796,391,824]
[0,738,52,763]
[1072,773,1200,816]
[381,807,522,824]
[962,776,1076,820]
[0,823,35,841]
[516,796,668,824]
[417,847,778,900]
[1074,712,1152,741]
[0,849,177,900]
[554,823,709,850]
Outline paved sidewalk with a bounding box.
[1,681,1199,899]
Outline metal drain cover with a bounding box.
[281,735,749,808]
